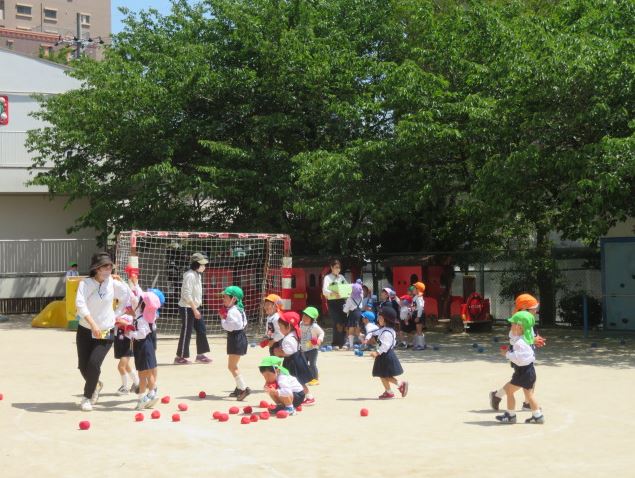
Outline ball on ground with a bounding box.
[79,420,90,430]
[178,403,188,411]
[161,396,170,404]
[198,391,206,399]
[259,400,269,409]
[229,406,240,414]
[151,410,161,419]
[241,416,251,424]
[276,410,289,419]
[212,411,221,419]
[477,347,484,353]
[172,413,181,422]
[218,413,229,422]
[243,405,253,414]
[0,393,3,400]
[134,413,144,422]
[432,345,440,351]
[296,405,303,412]
[591,342,598,348]
[250,414,259,422]
[250,342,256,348]
[360,408,369,417]
[472,343,479,348]
[259,411,270,420]
[326,345,333,351]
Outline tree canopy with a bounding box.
[28,0,635,322]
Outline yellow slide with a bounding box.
[31,277,82,329]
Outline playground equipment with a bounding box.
[31,276,82,329]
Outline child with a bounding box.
[378,287,400,316]
[220,286,251,401]
[343,282,364,349]
[495,311,544,424]
[259,356,305,416]
[362,285,374,312]
[300,306,325,385]
[360,311,379,349]
[412,282,426,350]
[274,311,315,405]
[119,290,162,410]
[369,307,408,399]
[262,293,285,355]
[398,295,413,348]
[113,307,139,395]
[489,293,546,410]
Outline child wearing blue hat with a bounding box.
[495,311,544,424]
[360,311,379,349]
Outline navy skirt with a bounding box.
[283,351,313,385]
[372,349,404,378]
[510,363,536,390]
[133,338,157,371]
[347,309,362,328]
[113,329,133,359]
[227,329,248,356]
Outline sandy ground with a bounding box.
[1,315,634,478]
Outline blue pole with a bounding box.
[583,294,589,339]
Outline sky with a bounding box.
[111,0,175,34]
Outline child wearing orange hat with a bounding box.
[495,311,544,424]
[261,294,284,355]
[489,293,546,411]
[412,282,426,350]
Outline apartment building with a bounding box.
[0,0,110,60]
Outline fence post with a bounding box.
[582,294,589,339]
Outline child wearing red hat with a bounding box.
[274,311,316,405]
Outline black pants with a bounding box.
[305,348,319,379]
[76,325,113,399]
[328,299,347,347]
[176,306,210,358]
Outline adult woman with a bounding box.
[174,252,212,364]
[75,252,131,411]
[322,258,348,348]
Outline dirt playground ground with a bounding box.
[1,315,633,478]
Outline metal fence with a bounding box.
[0,238,97,276]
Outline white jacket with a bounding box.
[178,269,203,308]
[76,276,130,331]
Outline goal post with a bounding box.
[115,230,292,336]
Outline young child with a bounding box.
[362,285,375,312]
[274,311,315,405]
[412,282,426,350]
[360,311,379,349]
[398,294,413,348]
[300,306,324,385]
[343,282,364,349]
[259,356,305,416]
[119,290,162,410]
[262,293,285,355]
[369,307,408,399]
[220,286,251,401]
[113,306,139,395]
[495,311,544,424]
[378,287,400,316]
[490,293,546,410]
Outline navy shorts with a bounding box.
[133,338,157,371]
[510,363,536,390]
[113,330,133,359]
[227,329,248,356]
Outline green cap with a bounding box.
[222,285,244,310]
[302,306,319,321]
[508,311,535,344]
[259,355,289,375]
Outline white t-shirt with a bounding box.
[277,373,303,397]
[281,331,300,355]
[76,276,130,331]
[322,273,347,299]
[221,305,247,331]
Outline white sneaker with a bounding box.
[145,392,159,409]
[80,398,93,412]
[117,385,130,396]
[90,381,103,405]
[135,395,150,410]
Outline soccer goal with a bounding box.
[115,231,292,336]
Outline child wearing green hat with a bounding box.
[221,286,251,401]
[259,356,305,415]
[300,307,325,386]
[495,311,544,424]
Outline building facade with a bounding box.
[0,0,110,60]
[0,48,97,313]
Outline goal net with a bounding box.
[115,231,291,337]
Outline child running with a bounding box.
[220,286,251,401]
[259,356,305,416]
[300,306,324,386]
[369,307,408,399]
[275,311,315,405]
[495,311,545,424]
[118,290,162,410]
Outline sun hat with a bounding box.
[508,311,535,344]
[141,291,162,323]
[302,306,319,321]
[191,252,209,265]
[259,356,289,375]
[265,293,284,312]
[362,311,376,322]
[89,252,113,272]
[222,285,244,310]
[513,293,539,313]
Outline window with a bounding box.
[79,13,90,25]
[44,8,57,20]
[16,4,31,17]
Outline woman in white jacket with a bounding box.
[75,252,131,411]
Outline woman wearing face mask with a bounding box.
[174,252,212,364]
[75,252,132,411]
[322,258,348,348]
